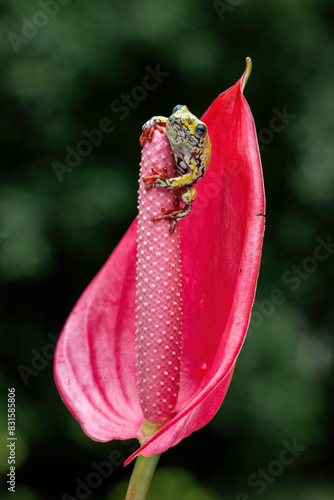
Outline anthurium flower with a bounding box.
[54,58,265,466]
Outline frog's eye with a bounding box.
[172,104,184,114]
[195,123,207,137]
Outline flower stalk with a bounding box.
[125,454,161,500]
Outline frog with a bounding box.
[140,104,211,233]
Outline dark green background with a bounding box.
[1,1,334,499]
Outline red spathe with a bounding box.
[54,61,265,464]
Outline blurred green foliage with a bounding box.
[0,0,334,498]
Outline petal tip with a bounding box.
[241,57,252,93]
[124,449,141,467]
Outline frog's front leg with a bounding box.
[144,156,198,191]
[142,165,171,190]
[139,116,168,147]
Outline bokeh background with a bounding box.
[1,1,334,499]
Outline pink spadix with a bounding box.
[136,128,182,424]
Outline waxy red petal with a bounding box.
[54,223,142,440]
[54,60,265,462]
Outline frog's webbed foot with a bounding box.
[139,117,167,147]
[161,198,180,211]
[151,203,192,233]
[143,166,170,190]
[150,186,196,232]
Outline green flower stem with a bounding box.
[125,453,161,500]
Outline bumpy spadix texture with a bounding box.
[136,131,182,423]
[54,59,265,465]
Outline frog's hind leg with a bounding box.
[150,187,196,233]
[179,186,196,206]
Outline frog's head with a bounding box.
[166,104,208,153]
